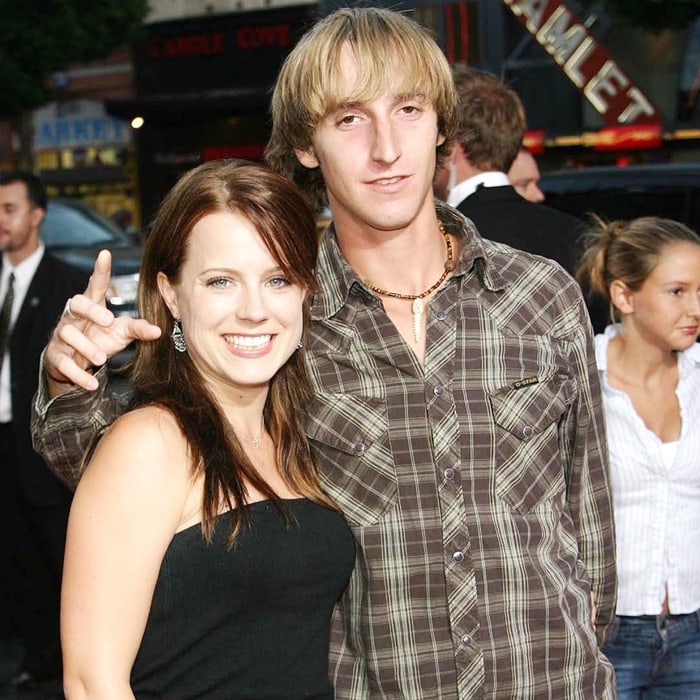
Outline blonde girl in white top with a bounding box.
[577,216,700,700]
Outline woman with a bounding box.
[60,160,356,699]
[577,216,700,698]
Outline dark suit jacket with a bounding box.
[456,185,608,332]
[456,184,584,273]
[3,251,88,505]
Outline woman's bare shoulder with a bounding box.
[83,404,190,494]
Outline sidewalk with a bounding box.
[0,640,62,700]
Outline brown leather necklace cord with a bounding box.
[364,225,455,300]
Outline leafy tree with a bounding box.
[0,0,148,167]
[579,0,700,32]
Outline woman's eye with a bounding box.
[268,276,291,288]
[207,277,231,288]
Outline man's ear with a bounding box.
[294,147,320,170]
[157,271,180,319]
[609,279,634,316]
[31,207,45,231]
[437,133,446,147]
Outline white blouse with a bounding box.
[596,325,700,616]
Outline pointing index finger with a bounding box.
[86,249,113,305]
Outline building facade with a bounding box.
[3,0,699,224]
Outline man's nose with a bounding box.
[370,119,400,164]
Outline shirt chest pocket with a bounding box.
[488,376,576,513]
[306,392,397,527]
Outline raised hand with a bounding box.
[44,250,161,395]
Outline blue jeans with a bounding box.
[602,611,700,699]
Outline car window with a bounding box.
[541,166,700,234]
[545,187,694,226]
[41,201,128,248]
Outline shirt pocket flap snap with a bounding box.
[306,392,395,527]
[306,393,386,455]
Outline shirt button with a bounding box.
[435,310,447,320]
[433,385,444,397]
[522,425,534,438]
[452,551,464,562]
[461,634,472,645]
[444,468,455,480]
[354,442,366,455]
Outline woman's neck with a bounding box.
[607,328,677,387]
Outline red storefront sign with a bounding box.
[523,129,546,154]
[593,124,663,150]
[503,0,662,126]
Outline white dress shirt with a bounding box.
[0,245,45,422]
[445,171,510,208]
[596,325,700,615]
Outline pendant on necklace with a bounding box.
[251,437,261,449]
[411,297,424,343]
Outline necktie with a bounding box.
[0,272,16,375]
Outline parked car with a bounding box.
[40,198,142,317]
[539,162,700,232]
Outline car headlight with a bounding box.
[106,273,139,309]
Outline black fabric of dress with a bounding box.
[130,498,356,700]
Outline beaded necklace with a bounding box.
[364,225,455,342]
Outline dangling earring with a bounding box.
[172,319,187,352]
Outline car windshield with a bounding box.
[40,200,132,248]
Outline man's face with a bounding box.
[295,46,445,238]
[508,150,545,203]
[0,181,43,264]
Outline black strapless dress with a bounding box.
[130,498,355,699]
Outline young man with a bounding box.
[0,171,88,691]
[32,8,616,699]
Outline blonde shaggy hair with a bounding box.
[265,6,458,209]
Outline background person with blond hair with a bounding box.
[577,216,700,698]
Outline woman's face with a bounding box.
[623,241,700,351]
[159,211,305,400]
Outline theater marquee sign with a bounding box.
[503,0,662,125]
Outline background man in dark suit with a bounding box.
[435,65,607,331]
[436,65,584,275]
[0,171,88,691]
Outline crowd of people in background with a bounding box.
[0,5,698,700]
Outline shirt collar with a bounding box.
[446,171,510,208]
[1,243,45,290]
[311,201,506,322]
